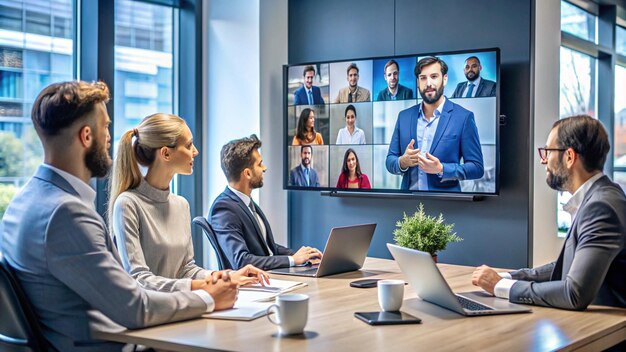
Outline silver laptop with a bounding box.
[387,243,531,316]
[269,223,376,277]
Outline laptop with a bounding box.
[387,243,531,316]
[269,223,376,278]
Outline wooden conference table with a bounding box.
[94,258,626,351]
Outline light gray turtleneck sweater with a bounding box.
[112,179,211,292]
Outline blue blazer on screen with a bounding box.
[385,98,484,191]
[451,78,496,98]
[293,85,324,105]
[210,187,294,270]
[289,165,320,187]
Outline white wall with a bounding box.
[203,0,288,269]
[259,0,289,246]
[532,0,564,267]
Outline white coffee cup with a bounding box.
[378,279,404,311]
[266,294,309,335]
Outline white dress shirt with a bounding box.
[493,172,605,299]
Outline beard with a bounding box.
[302,157,310,167]
[250,175,264,189]
[419,84,444,104]
[465,71,478,81]
[85,138,111,178]
[546,161,568,191]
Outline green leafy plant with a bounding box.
[393,203,462,256]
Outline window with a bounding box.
[113,0,176,157]
[558,1,602,236]
[614,64,626,191]
[617,26,626,56]
[560,1,597,43]
[0,0,74,219]
[559,47,596,118]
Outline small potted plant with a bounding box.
[393,203,462,262]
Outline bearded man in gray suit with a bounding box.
[472,114,626,311]
[0,81,238,351]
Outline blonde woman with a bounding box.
[109,113,268,293]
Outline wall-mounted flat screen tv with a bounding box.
[283,48,499,196]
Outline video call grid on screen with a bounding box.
[284,48,500,195]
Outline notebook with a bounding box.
[203,301,271,321]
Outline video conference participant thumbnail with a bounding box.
[336,148,371,189]
[333,63,371,103]
[293,65,325,105]
[376,59,414,101]
[451,55,496,98]
[292,108,324,145]
[336,104,366,145]
[289,145,320,187]
[385,56,484,191]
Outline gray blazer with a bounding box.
[509,176,626,310]
[0,166,207,351]
[451,78,496,98]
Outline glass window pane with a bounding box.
[114,0,174,156]
[561,1,597,43]
[615,65,626,167]
[0,0,73,215]
[614,171,626,193]
[0,4,23,32]
[617,26,626,57]
[559,47,596,118]
[557,46,597,236]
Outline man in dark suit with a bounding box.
[210,135,323,270]
[386,56,484,191]
[0,81,238,351]
[293,65,324,105]
[376,59,414,101]
[473,115,626,311]
[451,56,496,98]
[289,145,320,187]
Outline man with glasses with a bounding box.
[472,114,626,310]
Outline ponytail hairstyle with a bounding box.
[107,113,186,225]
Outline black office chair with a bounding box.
[192,216,232,270]
[0,256,48,352]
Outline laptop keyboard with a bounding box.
[456,295,492,311]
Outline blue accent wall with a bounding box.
[288,0,532,268]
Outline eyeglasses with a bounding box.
[537,147,567,161]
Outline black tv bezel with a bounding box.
[282,47,501,198]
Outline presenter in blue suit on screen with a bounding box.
[451,56,496,98]
[289,145,320,187]
[473,115,626,311]
[385,56,484,191]
[210,135,323,270]
[293,65,324,105]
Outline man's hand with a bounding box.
[202,272,238,311]
[292,246,323,265]
[417,152,443,175]
[471,265,502,295]
[399,139,421,170]
[230,264,270,287]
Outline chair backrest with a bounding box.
[192,216,232,270]
[0,256,48,352]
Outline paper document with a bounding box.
[203,301,271,321]
[238,278,307,303]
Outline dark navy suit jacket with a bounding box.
[210,187,294,270]
[289,165,320,187]
[294,85,324,105]
[385,98,484,191]
[451,78,496,98]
